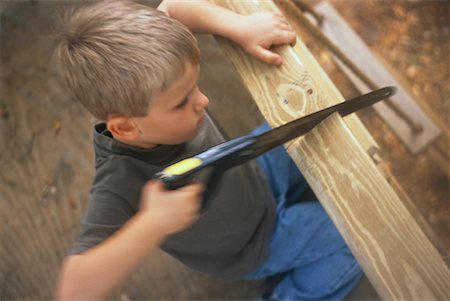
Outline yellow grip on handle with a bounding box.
[162,158,202,176]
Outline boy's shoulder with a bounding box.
[88,124,157,203]
[88,115,226,207]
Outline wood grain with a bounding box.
[212,1,379,156]
[210,1,449,300]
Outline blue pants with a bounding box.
[247,124,362,301]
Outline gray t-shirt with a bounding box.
[71,114,276,278]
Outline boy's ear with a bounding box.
[106,116,140,141]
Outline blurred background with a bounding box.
[1,0,448,299]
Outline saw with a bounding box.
[155,87,396,191]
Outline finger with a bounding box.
[272,11,285,19]
[272,31,296,46]
[253,46,282,65]
[180,182,205,194]
[191,182,206,194]
[140,180,163,206]
[272,13,285,21]
[289,32,297,47]
[275,22,292,31]
[142,179,160,193]
[147,179,166,192]
[273,13,290,25]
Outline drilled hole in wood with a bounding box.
[307,89,313,95]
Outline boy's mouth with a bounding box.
[197,114,205,125]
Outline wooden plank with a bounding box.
[314,1,441,154]
[209,1,450,300]
[217,3,383,157]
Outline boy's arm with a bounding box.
[158,0,296,65]
[56,181,203,300]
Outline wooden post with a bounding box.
[209,1,449,300]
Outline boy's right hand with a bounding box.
[56,181,204,300]
[139,180,204,235]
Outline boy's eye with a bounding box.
[173,84,197,110]
[175,97,189,109]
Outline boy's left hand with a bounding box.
[234,12,296,65]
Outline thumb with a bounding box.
[142,179,164,198]
[146,179,165,192]
[252,46,282,65]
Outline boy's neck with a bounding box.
[112,134,159,149]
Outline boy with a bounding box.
[55,0,362,300]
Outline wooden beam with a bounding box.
[209,1,449,300]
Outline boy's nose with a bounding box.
[194,92,209,112]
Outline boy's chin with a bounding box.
[139,123,205,147]
[155,129,203,146]
[167,131,201,145]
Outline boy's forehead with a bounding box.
[149,62,200,107]
[168,62,200,93]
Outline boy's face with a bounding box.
[130,62,209,148]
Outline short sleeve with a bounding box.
[69,190,135,254]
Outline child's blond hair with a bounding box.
[56,0,200,120]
